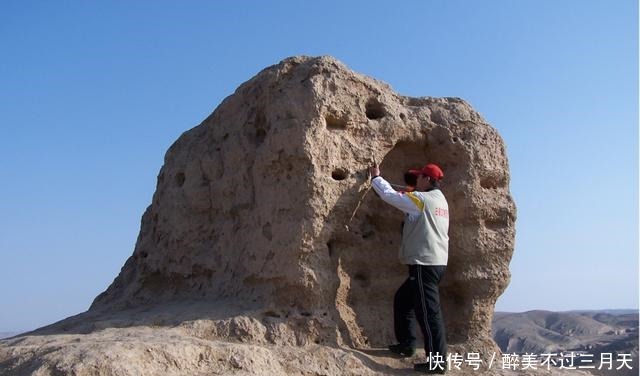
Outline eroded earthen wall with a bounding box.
[91,56,516,354]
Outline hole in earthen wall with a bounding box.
[331,140,433,347]
[331,168,348,181]
[331,138,469,348]
[365,98,386,120]
[325,114,347,130]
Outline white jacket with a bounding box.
[371,176,449,266]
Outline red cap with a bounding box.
[409,163,444,180]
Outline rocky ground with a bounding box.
[0,309,592,376]
[3,307,634,375]
[0,302,602,376]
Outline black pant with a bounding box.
[394,264,447,364]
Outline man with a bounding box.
[369,162,449,374]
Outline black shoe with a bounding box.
[388,343,416,357]
[413,363,446,374]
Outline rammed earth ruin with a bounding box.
[92,55,516,354]
[0,56,519,376]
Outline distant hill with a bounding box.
[493,310,638,376]
[568,309,638,315]
[0,332,22,340]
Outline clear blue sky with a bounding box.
[1,1,637,332]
